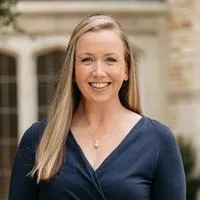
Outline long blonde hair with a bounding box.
[31,14,141,183]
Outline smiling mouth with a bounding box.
[89,82,111,89]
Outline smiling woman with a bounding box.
[75,30,128,103]
[9,14,185,200]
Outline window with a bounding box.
[37,50,65,121]
[0,53,18,200]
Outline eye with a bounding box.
[106,57,117,64]
[81,57,93,64]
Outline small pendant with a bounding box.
[94,140,99,149]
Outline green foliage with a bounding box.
[178,137,200,200]
[0,0,19,30]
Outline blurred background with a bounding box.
[0,0,200,199]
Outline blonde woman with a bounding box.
[9,14,186,200]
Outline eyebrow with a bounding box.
[76,52,119,57]
[76,53,92,57]
[104,53,119,56]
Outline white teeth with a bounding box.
[90,82,110,89]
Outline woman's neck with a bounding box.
[73,98,127,127]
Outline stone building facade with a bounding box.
[0,0,199,199]
[168,0,200,172]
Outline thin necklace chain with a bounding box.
[92,130,115,149]
[92,129,106,149]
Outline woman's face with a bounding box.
[75,29,128,104]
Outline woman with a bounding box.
[9,14,186,200]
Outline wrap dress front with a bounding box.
[9,116,186,200]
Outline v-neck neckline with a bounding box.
[69,116,147,174]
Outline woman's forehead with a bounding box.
[75,29,124,55]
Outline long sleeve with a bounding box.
[151,127,186,200]
[9,122,43,200]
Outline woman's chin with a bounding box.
[84,95,113,104]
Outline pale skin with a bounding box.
[71,29,142,170]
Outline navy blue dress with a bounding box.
[9,116,186,200]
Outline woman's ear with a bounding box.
[124,67,128,81]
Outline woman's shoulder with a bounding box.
[142,115,177,146]
[18,120,47,151]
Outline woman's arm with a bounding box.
[151,128,186,200]
[9,123,42,200]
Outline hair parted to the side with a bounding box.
[31,14,141,183]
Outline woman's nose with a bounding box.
[92,61,106,77]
